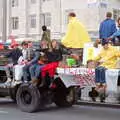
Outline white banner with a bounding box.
[57,68,95,88]
[57,68,120,93]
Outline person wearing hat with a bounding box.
[93,39,120,102]
[1,40,22,86]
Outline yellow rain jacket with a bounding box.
[61,17,91,48]
[94,45,120,69]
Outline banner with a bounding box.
[57,68,95,88]
[57,68,120,93]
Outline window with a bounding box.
[31,0,36,4]
[12,0,18,7]
[40,13,51,26]
[11,17,19,30]
[113,9,120,21]
[29,14,36,28]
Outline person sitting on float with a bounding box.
[29,40,63,86]
[93,39,120,102]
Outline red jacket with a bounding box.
[41,62,59,78]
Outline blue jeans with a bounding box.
[23,64,31,81]
[95,66,107,83]
[29,63,45,80]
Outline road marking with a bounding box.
[0,111,8,114]
[0,108,8,114]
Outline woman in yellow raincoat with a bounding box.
[61,12,91,49]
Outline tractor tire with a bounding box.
[16,84,41,113]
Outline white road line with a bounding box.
[0,111,8,114]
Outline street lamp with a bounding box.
[2,0,7,43]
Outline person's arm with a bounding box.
[28,51,40,65]
[114,49,120,57]
[93,53,101,62]
[59,44,72,55]
[109,30,120,39]
[5,50,12,58]
[111,21,117,34]
[99,22,103,39]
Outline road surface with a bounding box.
[0,98,120,120]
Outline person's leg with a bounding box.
[99,67,107,102]
[23,65,30,82]
[33,64,45,86]
[5,64,13,83]
[100,67,106,84]
[35,65,45,79]
[29,64,37,81]
[78,87,82,100]
[89,87,99,102]
[14,65,24,82]
[5,66,11,80]
[95,67,101,84]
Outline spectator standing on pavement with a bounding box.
[99,12,117,44]
[93,39,120,102]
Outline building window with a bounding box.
[31,0,36,4]
[29,14,36,28]
[11,17,19,30]
[40,13,51,27]
[113,9,120,21]
[12,0,18,7]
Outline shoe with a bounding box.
[11,80,22,87]
[5,78,12,83]
[0,84,6,88]
[39,78,46,87]
[4,78,12,88]
[31,79,38,86]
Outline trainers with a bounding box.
[14,80,22,84]
[5,78,12,83]
[31,79,38,86]
[4,78,12,88]
[11,80,22,87]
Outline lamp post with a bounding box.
[2,0,7,43]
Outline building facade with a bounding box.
[0,0,120,40]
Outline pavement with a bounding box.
[77,100,120,109]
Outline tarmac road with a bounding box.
[0,98,120,120]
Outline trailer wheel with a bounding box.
[54,87,76,107]
[16,84,41,113]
